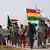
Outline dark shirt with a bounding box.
[0,36,5,42]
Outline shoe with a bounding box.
[31,47,33,49]
[42,46,46,48]
[12,45,16,47]
[48,41,50,43]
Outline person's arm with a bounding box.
[18,28,20,35]
[18,28,22,35]
[34,27,36,34]
[36,27,39,33]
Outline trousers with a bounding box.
[20,35,25,47]
[28,35,34,49]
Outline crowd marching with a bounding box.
[0,20,50,49]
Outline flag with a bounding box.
[11,18,18,23]
[26,8,40,21]
[35,4,41,12]
[7,15,11,26]
[30,20,39,24]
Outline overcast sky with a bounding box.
[0,0,50,27]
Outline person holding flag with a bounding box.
[28,22,36,49]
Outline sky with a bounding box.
[0,0,50,27]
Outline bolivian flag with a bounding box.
[26,8,40,20]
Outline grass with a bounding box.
[0,48,22,50]
[0,45,15,50]
[0,45,27,50]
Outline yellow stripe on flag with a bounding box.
[27,13,40,17]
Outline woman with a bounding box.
[24,25,28,47]
[19,24,26,48]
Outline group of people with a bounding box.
[7,23,28,48]
[0,20,50,49]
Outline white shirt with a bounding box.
[19,28,24,35]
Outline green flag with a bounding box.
[7,15,11,26]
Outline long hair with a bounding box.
[24,26,28,33]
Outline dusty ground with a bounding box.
[0,45,50,50]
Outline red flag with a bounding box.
[26,8,36,13]
[11,19,18,21]
[11,19,18,23]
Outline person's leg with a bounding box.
[20,36,23,47]
[0,42,1,45]
[14,38,16,45]
[23,36,26,48]
[37,33,40,48]
[17,36,20,47]
[15,38,19,46]
[10,39,12,44]
[17,34,20,46]
[44,39,46,45]
[40,39,43,48]
[12,38,15,45]
[40,36,46,48]
[9,36,11,44]
[40,34,44,48]
[48,36,50,43]
[42,38,46,48]
[15,36,18,45]
[12,33,14,45]
[37,38,40,48]
[33,39,35,48]
[7,39,8,43]
[3,40,6,45]
[29,36,33,49]
[11,38,13,45]
[18,39,20,47]
[30,38,33,49]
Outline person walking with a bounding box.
[19,24,26,48]
[37,20,45,48]
[43,24,48,47]
[28,22,36,49]
[47,25,50,43]
[24,25,28,47]
[0,25,6,45]
[14,23,19,46]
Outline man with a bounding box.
[37,20,45,48]
[48,26,50,43]
[28,22,36,49]
[12,23,19,46]
[0,25,4,36]
[0,25,6,45]
[43,24,48,47]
